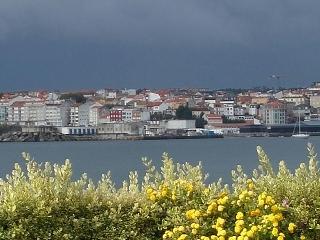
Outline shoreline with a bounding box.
[0,132,317,143]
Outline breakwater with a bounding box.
[0,131,143,142]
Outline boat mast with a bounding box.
[298,112,301,134]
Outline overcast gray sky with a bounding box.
[0,0,319,91]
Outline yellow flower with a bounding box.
[191,223,200,229]
[186,209,194,219]
[250,225,258,233]
[201,236,210,240]
[178,234,188,240]
[161,190,168,197]
[178,226,185,232]
[240,228,247,236]
[271,204,279,213]
[236,212,244,220]
[163,230,173,239]
[234,225,242,234]
[218,205,225,212]
[275,213,283,221]
[149,194,156,201]
[278,233,285,240]
[258,199,265,207]
[236,219,244,226]
[171,193,176,201]
[146,187,153,194]
[266,195,274,205]
[272,227,278,237]
[208,202,217,213]
[192,229,198,235]
[186,182,193,192]
[218,196,229,205]
[288,223,296,233]
[246,230,254,238]
[194,210,201,217]
[238,193,245,200]
[217,217,226,226]
[250,209,261,217]
[217,229,226,236]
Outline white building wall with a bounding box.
[25,102,46,126]
[78,102,91,126]
[46,104,64,126]
[223,104,234,116]
[122,109,133,122]
[162,120,195,129]
[70,106,79,126]
[310,95,320,108]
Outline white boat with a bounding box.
[292,112,309,138]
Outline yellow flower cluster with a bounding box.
[147,180,196,203]
[163,179,306,240]
[146,184,169,201]
[186,209,201,220]
[207,194,229,215]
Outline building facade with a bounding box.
[260,102,286,125]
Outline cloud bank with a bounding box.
[0,0,319,90]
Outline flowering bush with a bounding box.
[0,144,319,239]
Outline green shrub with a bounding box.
[0,145,319,239]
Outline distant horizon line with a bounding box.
[0,84,315,94]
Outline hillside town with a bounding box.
[1,83,320,141]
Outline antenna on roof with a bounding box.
[269,74,286,90]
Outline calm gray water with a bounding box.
[0,137,317,185]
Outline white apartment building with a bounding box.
[71,102,92,127]
[7,102,25,124]
[7,101,46,126]
[204,98,216,108]
[89,102,103,126]
[223,104,234,116]
[310,95,320,108]
[260,102,286,125]
[79,103,90,126]
[122,109,133,122]
[25,101,46,126]
[0,102,8,123]
[234,106,246,116]
[70,104,81,126]
[45,102,70,127]
[121,89,137,95]
[248,104,259,116]
[281,93,308,106]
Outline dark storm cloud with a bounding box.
[0,0,320,90]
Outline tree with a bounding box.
[222,115,245,124]
[60,93,86,103]
[175,105,193,120]
[195,112,207,128]
[150,112,174,121]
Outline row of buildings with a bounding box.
[2,83,320,136]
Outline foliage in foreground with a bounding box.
[0,144,319,239]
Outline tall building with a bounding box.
[45,101,71,127]
[0,105,7,124]
[260,101,286,125]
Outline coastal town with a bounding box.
[1,83,320,141]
